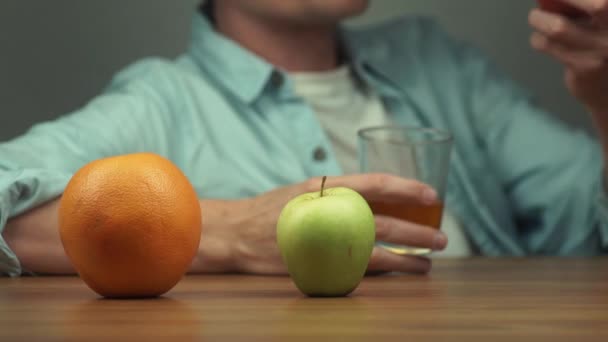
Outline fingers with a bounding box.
[529,9,602,49]
[375,215,447,251]
[559,0,608,18]
[529,9,608,51]
[529,7,607,73]
[305,173,438,205]
[531,31,605,72]
[367,247,432,274]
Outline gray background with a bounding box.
[0,0,591,141]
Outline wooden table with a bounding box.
[1,258,607,341]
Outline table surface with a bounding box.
[1,258,607,341]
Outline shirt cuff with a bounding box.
[0,198,22,277]
[0,169,71,277]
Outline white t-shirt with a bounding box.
[290,66,472,257]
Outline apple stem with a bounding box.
[320,176,327,197]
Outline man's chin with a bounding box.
[280,11,364,28]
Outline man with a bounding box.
[1,0,607,277]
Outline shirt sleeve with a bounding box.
[0,59,175,276]
[454,39,608,255]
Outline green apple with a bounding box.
[277,177,375,297]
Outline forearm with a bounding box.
[2,198,74,275]
[2,197,242,275]
[188,199,239,274]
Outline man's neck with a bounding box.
[213,5,340,72]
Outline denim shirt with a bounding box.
[1,12,607,276]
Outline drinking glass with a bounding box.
[358,126,453,255]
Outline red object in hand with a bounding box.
[537,0,587,18]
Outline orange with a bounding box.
[59,153,202,298]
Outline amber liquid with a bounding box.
[370,201,444,255]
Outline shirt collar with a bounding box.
[186,12,403,103]
[340,26,403,99]
[187,12,275,104]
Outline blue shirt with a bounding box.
[1,12,607,276]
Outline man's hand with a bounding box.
[529,0,608,113]
[5,174,447,276]
[196,174,447,275]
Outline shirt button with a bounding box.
[270,72,283,88]
[313,147,327,162]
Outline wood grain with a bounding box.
[1,258,608,341]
